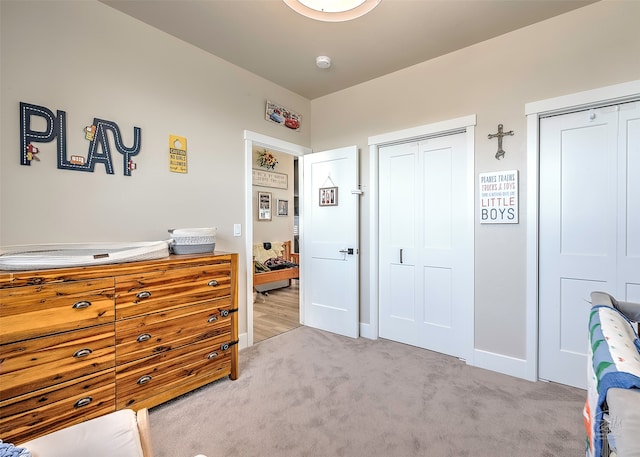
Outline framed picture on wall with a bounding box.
[319,186,338,206]
[258,191,272,221]
[277,199,289,216]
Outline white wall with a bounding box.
[309,0,640,363]
[0,0,311,338]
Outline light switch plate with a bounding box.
[233,224,241,237]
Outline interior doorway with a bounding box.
[252,154,301,343]
[243,131,311,347]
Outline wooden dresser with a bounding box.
[0,252,238,444]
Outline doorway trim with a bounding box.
[244,130,311,347]
[524,79,640,382]
[366,114,476,363]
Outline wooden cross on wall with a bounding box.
[488,124,514,160]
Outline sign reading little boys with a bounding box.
[479,170,519,224]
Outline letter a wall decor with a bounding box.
[19,102,142,176]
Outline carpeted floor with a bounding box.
[149,326,586,457]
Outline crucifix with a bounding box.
[488,124,514,160]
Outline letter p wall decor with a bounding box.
[20,102,142,176]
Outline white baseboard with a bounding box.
[359,322,377,340]
[472,348,536,382]
[239,332,248,350]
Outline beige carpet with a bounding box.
[149,326,586,457]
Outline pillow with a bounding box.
[253,242,284,264]
[18,410,144,457]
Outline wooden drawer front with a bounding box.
[0,279,115,344]
[115,298,233,365]
[115,263,232,319]
[0,369,115,444]
[0,324,115,401]
[116,335,234,409]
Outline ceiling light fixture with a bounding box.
[283,0,381,22]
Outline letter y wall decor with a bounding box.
[19,102,142,176]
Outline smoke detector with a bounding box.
[316,56,332,69]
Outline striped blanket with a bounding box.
[584,305,640,457]
[0,440,31,457]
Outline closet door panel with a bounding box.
[379,142,420,343]
[423,146,452,250]
[619,103,640,303]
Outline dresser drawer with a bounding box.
[0,324,115,400]
[116,335,234,409]
[116,298,233,365]
[115,263,232,319]
[0,369,115,444]
[0,278,115,344]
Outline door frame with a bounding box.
[367,114,476,363]
[243,130,311,347]
[524,80,640,382]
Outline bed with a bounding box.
[253,240,299,288]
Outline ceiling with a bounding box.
[101,0,597,100]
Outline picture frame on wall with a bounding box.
[277,199,289,216]
[319,187,338,206]
[258,191,272,221]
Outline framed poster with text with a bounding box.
[479,170,518,224]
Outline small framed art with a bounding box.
[258,191,272,220]
[277,199,289,216]
[319,187,338,206]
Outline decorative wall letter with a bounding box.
[19,102,142,176]
[20,102,65,166]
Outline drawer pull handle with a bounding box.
[207,279,219,287]
[207,316,218,323]
[74,397,93,408]
[137,333,151,343]
[207,351,219,359]
[73,348,93,358]
[72,300,92,309]
[220,340,239,351]
[136,291,152,299]
[137,375,153,385]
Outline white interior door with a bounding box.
[618,104,640,303]
[301,146,359,338]
[379,133,473,359]
[539,102,640,389]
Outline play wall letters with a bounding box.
[19,102,142,176]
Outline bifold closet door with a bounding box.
[379,133,472,359]
[539,102,640,389]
